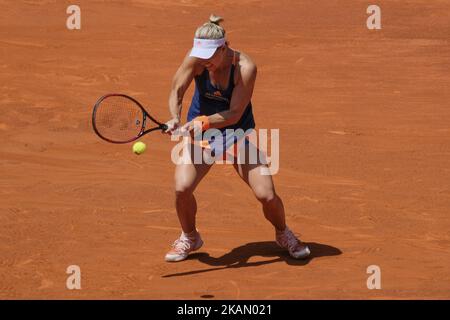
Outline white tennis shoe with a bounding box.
[165,231,204,262]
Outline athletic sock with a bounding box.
[182,229,198,239]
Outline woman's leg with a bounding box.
[232,141,310,259]
[174,143,213,233]
[232,142,286,231]
[166,143,213,262]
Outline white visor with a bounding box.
[189,38,226,59]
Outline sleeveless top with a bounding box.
[187,51,255,132]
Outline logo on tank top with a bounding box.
[205,90,230,103]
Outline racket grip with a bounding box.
[161,124,168,131]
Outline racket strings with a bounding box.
[94,96,144,142]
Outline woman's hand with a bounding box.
[180,115,210,135]
[180,120,195,134]
[179,120,198,140]
[164,117,181,134]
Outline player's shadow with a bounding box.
[162,241,342,278]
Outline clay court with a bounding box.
[1,0,450,299]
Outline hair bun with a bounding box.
[209,14,224,25]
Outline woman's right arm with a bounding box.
[165,54,199,133]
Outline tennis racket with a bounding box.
[92,93,168,144]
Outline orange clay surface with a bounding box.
[1,0,450,299]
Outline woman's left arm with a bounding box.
[208,61,257,128]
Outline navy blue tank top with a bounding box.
[187,53,255,132]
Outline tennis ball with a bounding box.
[132,141,146,155]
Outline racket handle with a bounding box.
[161,124,168,131]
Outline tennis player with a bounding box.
[163,15,310,262]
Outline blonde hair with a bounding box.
[194,14,225,39]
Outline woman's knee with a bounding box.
[174,165,196,197]
[174,162,210,199]
[175,180,195,200]
[253,186,276,204]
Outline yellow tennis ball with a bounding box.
[132,141,146,155]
